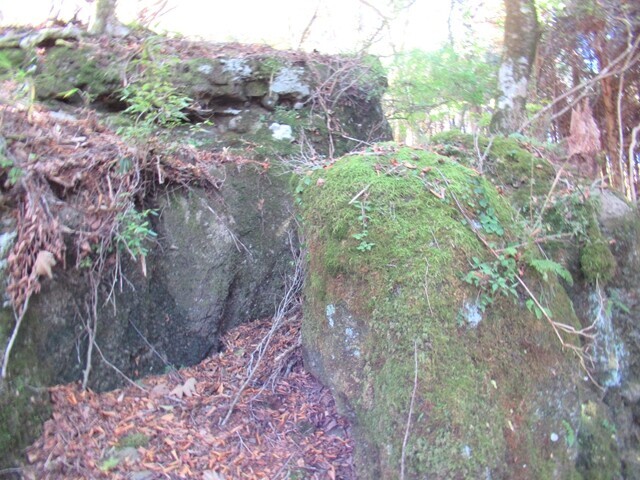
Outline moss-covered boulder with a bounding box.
[33,45,121,102]
[299,144,618,479]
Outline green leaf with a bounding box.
[562,420,575,447]
[99,457,120,472]
[528,258,573,286]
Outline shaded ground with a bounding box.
[20,312,354,479]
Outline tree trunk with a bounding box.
[88,0,129,37]
[600,76,622,186]
[490,0,539,134]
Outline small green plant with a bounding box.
[118,38,192,141]
[78,256,93,269]
[605,291,630,317]
[528,258,573,285]
[257,57,283,78]
[479,208,504,236]
[0,154,23,186]
[99,456,119,472]
[115,207,158,260]
[525,298,551,320]
[562,420,576,447]
[121,79,191,128]
[0,52,37,114]
[352,200,375,252]
[463,249,518,311]
[473,181,504,236]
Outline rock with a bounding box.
[0,221,51,469]
[270,67,311,99]
[299,145,618,479]
[16,162,295,392]
[113,446,140,462]
[129,471,154,480]
[591,188,633,228]
[596,208,640,479]
[269,123,294,141]
[0,40,394,469]
[31,45,392,157]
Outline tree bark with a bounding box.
[490,0,539,134]
[88,0,129,37]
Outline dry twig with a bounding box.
[221,233,304,425]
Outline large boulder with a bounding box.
[0,162,295,467]
[299,144,619,479]
[19,162,295,391]
[568,201,640,479]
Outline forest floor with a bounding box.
[21,311,355,480]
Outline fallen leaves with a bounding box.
[0,103,225,313]
[22,315,354,480]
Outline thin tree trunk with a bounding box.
[88,0,128,36]
[600,76,621,186]
[490,0,539,134]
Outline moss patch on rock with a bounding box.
[0,308,51,470]
[576,401,621,480]
[34,46,120,101]
[299,143,604,479]
[430,131,557,210]
[579,219,617,284]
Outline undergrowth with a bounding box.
[118,37,193,142]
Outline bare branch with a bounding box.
[520,34,640,133]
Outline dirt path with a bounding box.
[21,314,354,479]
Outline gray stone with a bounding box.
[592,188,632,228]
[130,470,155,480]
[270,67,311,99]
[114,446,140,462]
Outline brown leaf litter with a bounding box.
[0,100,225,314]
[22,313,355,480]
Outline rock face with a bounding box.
[21,163,295,391]
[570,204,640,479]
[28,42,391,158]
[0,38,392,468]
[0,163,297,466]
[299,145,619,479]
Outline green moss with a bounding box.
[116,432,150,449]
[0,49,30,76]
[254,57,286,79]
[580,221,617,284]
[300,143,587,478]
[34,46,120,100]
[430,131,556,211]
[0,309,51,469]
[580,241,616,284]
[576,401,621,480]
